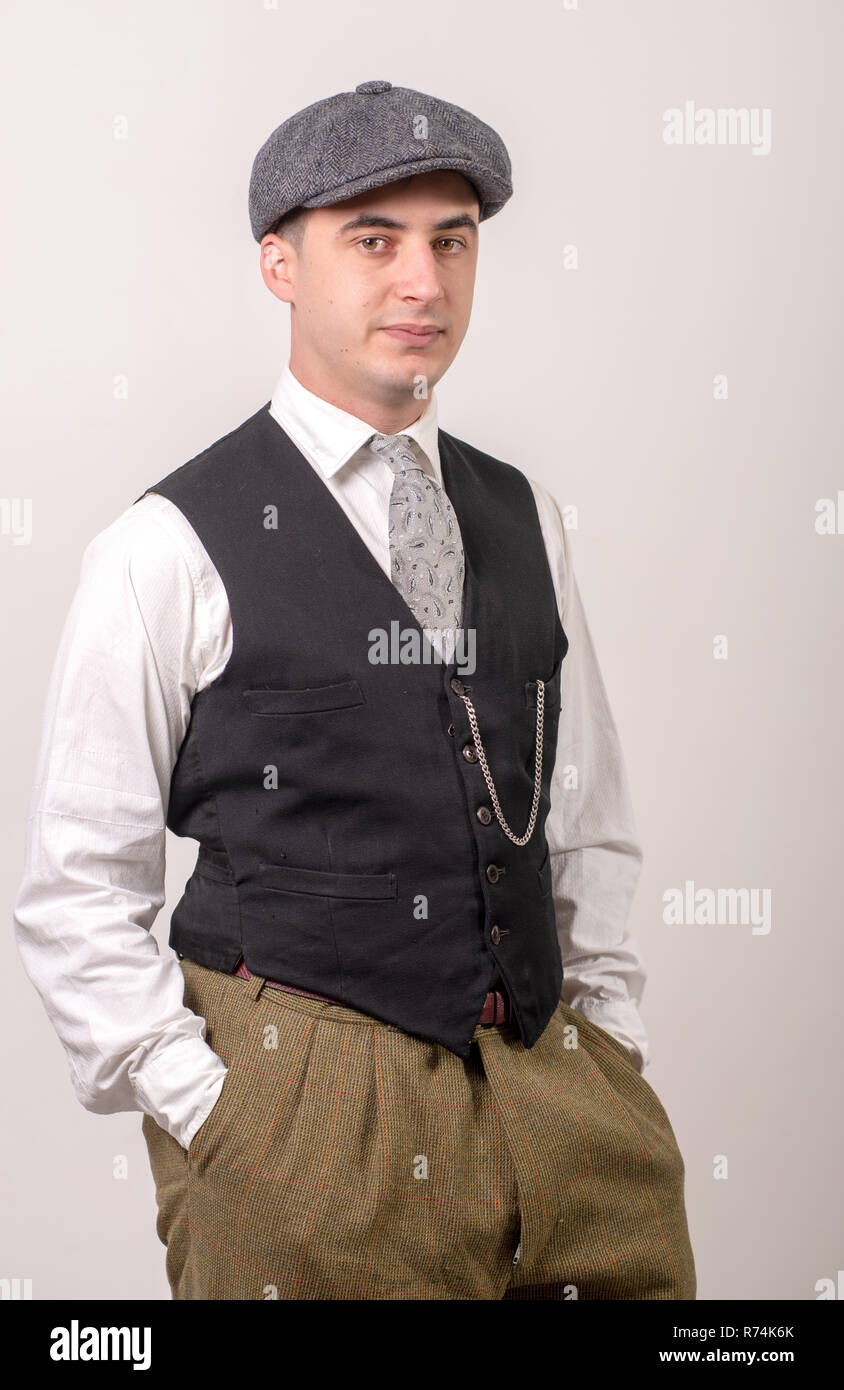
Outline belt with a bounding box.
[233,960,513,1026]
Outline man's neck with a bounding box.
[288,361,425,435]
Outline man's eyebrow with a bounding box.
[335,212,478,236]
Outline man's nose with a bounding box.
[394,246,446,301]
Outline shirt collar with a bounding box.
[269,361,443,484]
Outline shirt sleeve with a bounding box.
[12,494,229,1150]
[527,476,651,1072]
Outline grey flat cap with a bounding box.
[248,78,513,242]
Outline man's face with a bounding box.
[261,171,480,414]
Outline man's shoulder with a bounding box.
[140,400,273,503]
[438,426,533,491]
[439,428,559,528]
[84,485,206,578]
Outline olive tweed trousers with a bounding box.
[142,957,696,1300]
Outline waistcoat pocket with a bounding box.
[524,656,563,711]
[259,863,398,900]
[243,679,364,714]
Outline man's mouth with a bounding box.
[382,324,443,346]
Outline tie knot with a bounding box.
[369,432,422,475]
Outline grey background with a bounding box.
[1,0,841,1299]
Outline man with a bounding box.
[14,79,696,1300]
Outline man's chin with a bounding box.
[366,348,447,397]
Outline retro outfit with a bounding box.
[13,80,696,1299]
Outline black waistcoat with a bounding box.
[137,403,569,1057]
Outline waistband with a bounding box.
[231,959,513,1028]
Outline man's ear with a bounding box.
[259,234,295,305]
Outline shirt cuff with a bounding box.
[131,1035,228,1151]
[566,995,651,1072]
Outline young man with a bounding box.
[14,79,696,1299]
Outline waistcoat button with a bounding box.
[486,864,500,883]
[476,805,492,824]
[462,744,478,763]
[490,924,501,944]
[450,676,465,695]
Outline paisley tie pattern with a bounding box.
[369,432,465,634]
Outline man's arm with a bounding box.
[528,477,650,1071]
[13,496,229,1150]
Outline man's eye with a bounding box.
[357,236,465,252]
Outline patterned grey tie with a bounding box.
[369,432,465,634]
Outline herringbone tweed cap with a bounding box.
[248,78,513,242]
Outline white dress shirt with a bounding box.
[13,363,649,1154]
